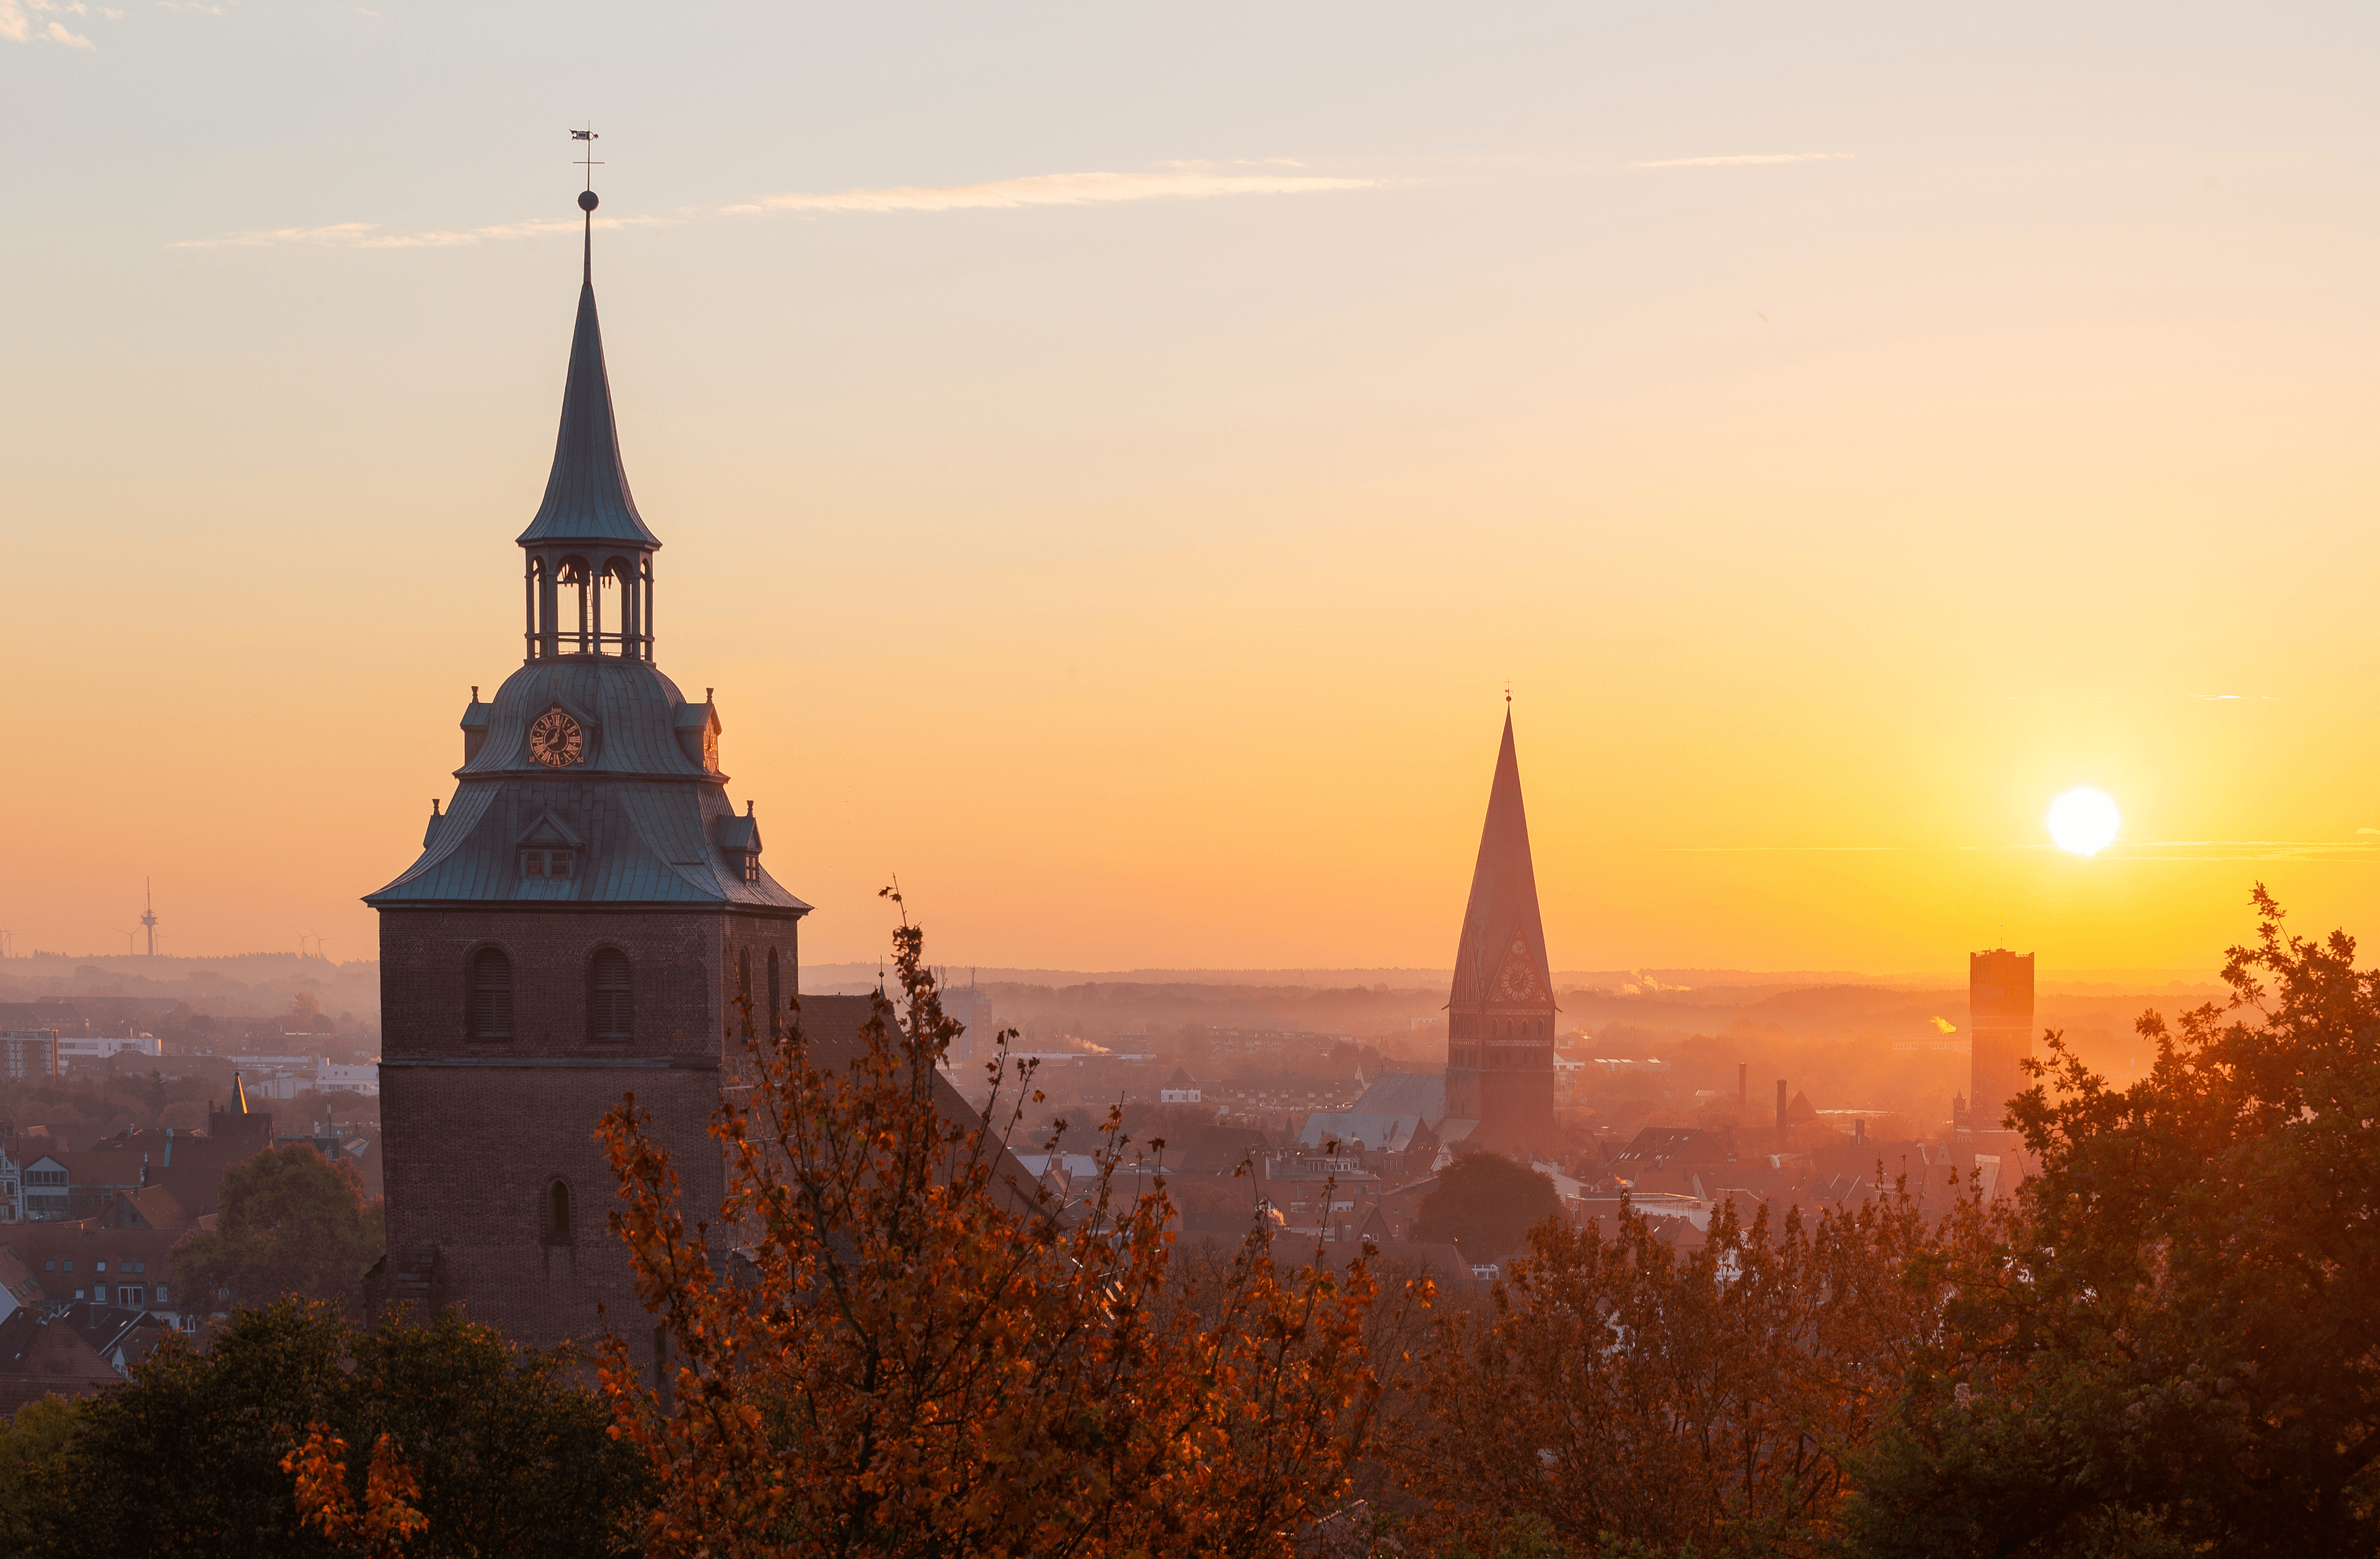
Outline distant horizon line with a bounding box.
[0,949,2232,991]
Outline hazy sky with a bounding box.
[6,3,2378,974]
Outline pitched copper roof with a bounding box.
[366,658,808,912]
[1447,711,1555,1012]
[516,272,661,548]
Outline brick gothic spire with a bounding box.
[1443,708,1558,1150]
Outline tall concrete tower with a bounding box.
[1967,949,2035,1133]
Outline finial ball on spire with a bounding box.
[579,190,600,213]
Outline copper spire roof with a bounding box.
[1448,710,1556,1011]
[516,244,661,549]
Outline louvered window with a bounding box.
[470,947,513,1039]
[591,947,633,1042]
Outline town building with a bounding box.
[1965,948,2035,1139]
[0,1031,57,1082]
[1441,708,1559,1154]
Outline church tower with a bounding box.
[1442,709,1558,1153]
[364,185,810,1348]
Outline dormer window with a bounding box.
[716,802,764,888]
[521,850,574,879]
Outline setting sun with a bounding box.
[2047,787,2122,858]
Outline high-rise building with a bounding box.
[364,191,811,1348]
[1968,948,2035,1134]
[1442,709,1558,1153]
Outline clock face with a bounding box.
[1497,939,1537,1001]
[529,708,584,768]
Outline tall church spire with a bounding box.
[516,214,660,548]
[515,176,661,663]
[1450,709,1554,1011]
[1443,707,1558,1149]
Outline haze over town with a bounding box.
[5,6,2379,1556]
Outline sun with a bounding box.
[2046,787,2122,856]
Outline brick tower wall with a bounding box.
[377,905,801,1348]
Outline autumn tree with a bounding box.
[1400,1185,1968,1558]
[597,897,1396,1558]
[1846,889,2380,1557]
[1409,1151,1563,1258]
[17,1299,643,1558]
[178,1143,384,1309]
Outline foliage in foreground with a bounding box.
[599,892,1401,1558]
[0,1299,644,1558]
[1846,886,2380,1557]
[1409,1150,1566,1259]
[1374,889,2380,1558]
[1397,1180,1994,1557]
[177,1142,386,1309]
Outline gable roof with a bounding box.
[788,995,1041,1218]
[1614,1126,1734,1166]
[1351,1072,1448,1125]
[0,1308,120,1417]
[0,1247,45,1312]
[1297,1113,1424,1153]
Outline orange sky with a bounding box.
[4,4,2377,974]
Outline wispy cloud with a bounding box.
[171,215,678,252]
[729,167,1377,216]
[5,0,114,45]
[172,163,1381,250]
[1631,152,1854,169]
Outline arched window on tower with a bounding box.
[470,947,513,1039]
[767,947,782,1040]
[736,947,752,1023]
[591,947,633,1042]
[544,1179,573,1244]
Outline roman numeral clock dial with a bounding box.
[529,708,584,768]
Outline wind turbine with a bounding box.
[110,929,135,955]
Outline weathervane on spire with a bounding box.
[571,125,602,277]
[572,125,602,192]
